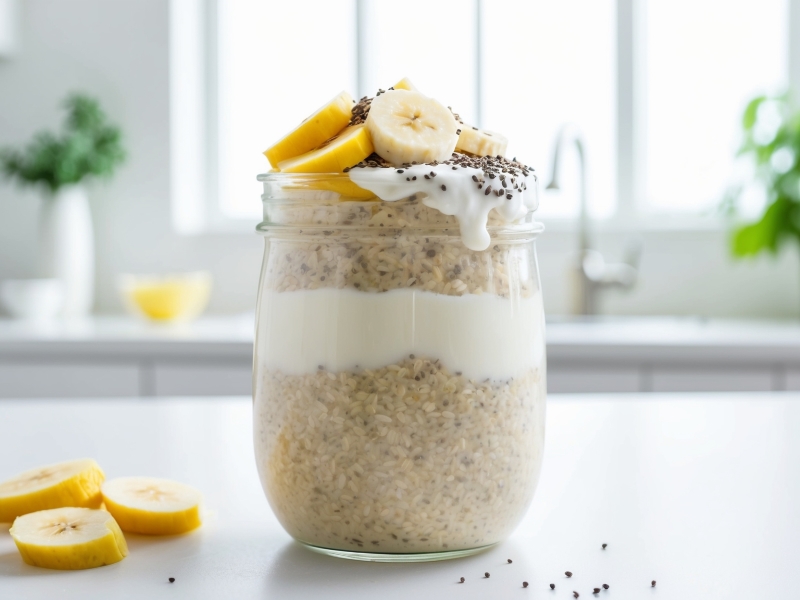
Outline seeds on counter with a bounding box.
[651,580,656,587]
[507,558,513,563]
[593,588,600,594]
[169,578,175,583]
[550,584,556,590]
[602,543,607,549]
[485,572,491,578]
[603,584,609,589]
[566,571,573,578]
[459,577,465,583]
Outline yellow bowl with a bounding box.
[119,272,212,322]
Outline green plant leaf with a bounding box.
[732,196,791,256]
[0,93,125,193]
[742,95,767,130]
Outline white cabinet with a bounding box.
[0,362,140,398]
[784,369,800,391]
[152,363,252,396]
[547,365,640,393]
[650,367,775,393]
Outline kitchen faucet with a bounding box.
[545,125,640,315]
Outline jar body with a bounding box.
[253,177,546,560]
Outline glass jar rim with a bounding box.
[256,171,544,239]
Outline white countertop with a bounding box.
[2,315,800,363]
[0,315,255,359]
[0,393,797,598]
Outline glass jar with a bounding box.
[253,173,546,562]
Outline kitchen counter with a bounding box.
[2,316,800,395]
[0,393,797,599]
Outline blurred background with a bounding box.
[1,0,799,397]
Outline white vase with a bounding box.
[39,185,95,317]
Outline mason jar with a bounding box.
[253,172,546,561]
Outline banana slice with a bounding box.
[264,90,355,168]
[0,459,105,523]
[456,125,509,157]
[10,507,128,570]
[391,76,417,91]
[102,476,202,535]
[278,124,373,173]
[312,178,376,200]
[366,89,459,166]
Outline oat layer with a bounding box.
[254,357,545,554]
[263,198,539,297]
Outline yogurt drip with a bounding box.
[348,159,538,251]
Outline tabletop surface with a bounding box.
[0,393,797,599]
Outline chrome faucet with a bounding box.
[546,125,640,315]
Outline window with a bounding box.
[481,0,616,220]
[643,0,787,213]
[216,0,356,219]
[178,0,791,230]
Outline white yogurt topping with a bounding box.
[257,287,545,381]
[349,163,538,251]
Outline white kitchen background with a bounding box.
[1,0,799,397]
[1,0,798,318]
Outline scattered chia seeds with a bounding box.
[507,559,512,564]
[459,577,465,583]
[168,578,175,583]
[652,580,656,587]
[485,572,490,578]
[550,584,556,590]
[602,543,607,549]
[603,584,609,589]
[574,592,579,599]
[566,571,573,578]
[593,588,600,594]
[350,96,372,126]
[523,581,529,588]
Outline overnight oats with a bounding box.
[253,78,546,561]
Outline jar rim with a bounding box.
[256,171,544,240]
[257,172,355,181]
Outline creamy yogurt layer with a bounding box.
[349,156,538,251]
[257,287,545,381]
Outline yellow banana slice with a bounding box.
[10,507,128,570]
[264,90,355,168]
[0,459,105,523]
[391,76,417,91]
[366,89,459,166]
[313,178,377,200]
[278,124,373,173]
[102,476,202,535]
[456,125,509,157]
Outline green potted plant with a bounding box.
[725,93,800,259]
[0,94,125,316]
